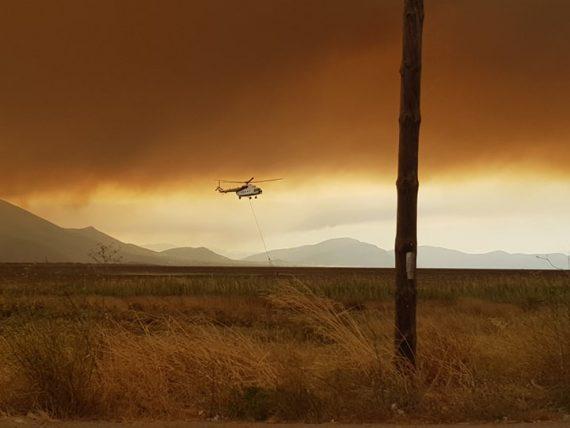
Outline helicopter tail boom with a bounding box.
[215,181,243,193]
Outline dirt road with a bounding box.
[1,419,569,428]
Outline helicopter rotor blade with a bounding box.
[217,177,281,184]
[251,178,283,183]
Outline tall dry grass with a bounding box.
[0,320,100,418]
[98,320,280,419]
[0,275,568,422]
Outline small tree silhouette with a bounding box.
[536,253,570,271]
[88,242,123,264]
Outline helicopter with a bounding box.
[215,177,282,199]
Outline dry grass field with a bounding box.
[0,265,568,423]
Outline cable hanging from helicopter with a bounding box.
[215,177,282,265]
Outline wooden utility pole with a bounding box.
[395,0,424,367]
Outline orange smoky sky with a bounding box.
[1,0,569,198]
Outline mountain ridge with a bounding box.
[0,199,231,265]
[245,238,568,270]
[0,199,567,269]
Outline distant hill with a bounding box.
[244,238,393,267]
[418,246,569,270]
[0,199,101,263]
[160,247,232,265]
[141,243,177,251]
[66,226,161,264]
[244,238,568,270]
[0,199,231,265]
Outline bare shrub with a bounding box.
[89,243,123,264]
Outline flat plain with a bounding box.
[0,264,568,423]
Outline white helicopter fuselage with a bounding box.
[237,184,262,198]
[216,177,280,199]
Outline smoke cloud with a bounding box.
[1,0,569,197]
